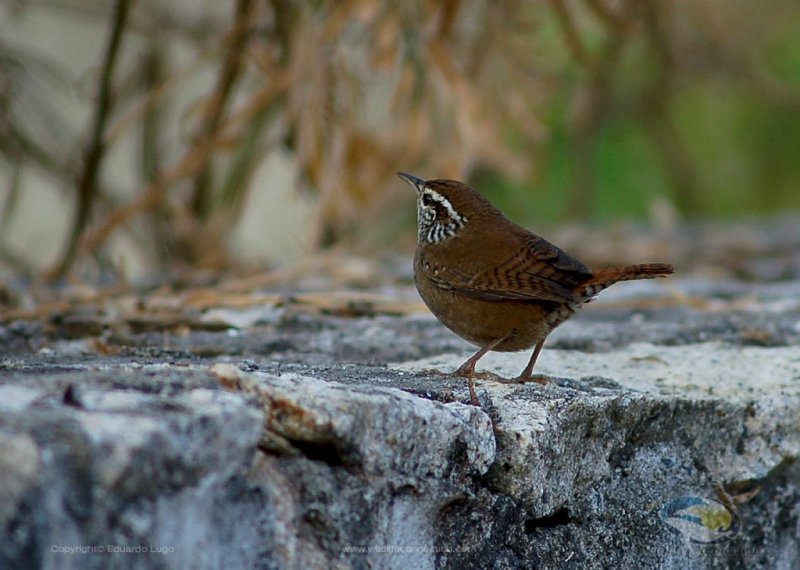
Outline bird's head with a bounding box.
[398,172,497,245]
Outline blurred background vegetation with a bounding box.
[1,0,800,286]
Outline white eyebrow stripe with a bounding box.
[422,189,464,224]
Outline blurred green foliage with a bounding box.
[474,3,800,228]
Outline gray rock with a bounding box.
[0,376,265,570]
[0,276,799,569]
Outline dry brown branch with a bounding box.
[79,135,227,254]
[47,0,132,281]
[104,51,206,144]
[548,0,590,66]
[584,0,620,29]
[189,0,255,221]
[75,69,291,257]
[2,0,798,284]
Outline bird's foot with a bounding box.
[452,366,549,405]
[453,363,473,378]
[498,374,551,386]
[419,368,451,376]
[453,369,503,382]
[451,367,502,406]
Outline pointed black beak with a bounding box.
[397,172,426,192]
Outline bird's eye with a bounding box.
[421,193,435,207]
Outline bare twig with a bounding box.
[138,41,174,268]
[548,0,590,66]
[76,70,290,257]
[47,0,132,280]
[189,0,254,221]
[584,0,620,29]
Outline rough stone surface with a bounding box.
[1,277,799,569]
[0,370,266,570]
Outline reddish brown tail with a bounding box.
[577,263,674,299]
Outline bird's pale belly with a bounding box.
[415,271,576,352]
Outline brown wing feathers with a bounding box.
[428,247,673,304]
[426,232,593,303]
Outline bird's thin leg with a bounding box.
[454,338,505,405]
[518,340,544,379]
[514,340,548,385]
[454,338,504,377]
[467,373,479,407]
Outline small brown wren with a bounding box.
[398,172,674,405]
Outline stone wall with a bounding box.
[1,277,798,569]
